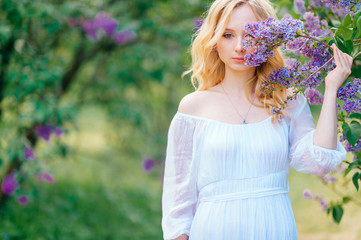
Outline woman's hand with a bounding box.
[324,43,354,93]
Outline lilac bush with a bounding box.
[243,0,361,223]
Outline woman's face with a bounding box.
[216,4,258,72]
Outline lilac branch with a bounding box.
[297,33,331,49]
[353,51,361,59]
[304,56,334,83]
[345,161,361,171]
[324,174,361,207]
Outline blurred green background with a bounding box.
[0,0,360,239]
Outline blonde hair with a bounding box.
[182,0,291,124]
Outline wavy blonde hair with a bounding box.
[182,0,291,124]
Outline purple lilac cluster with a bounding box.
[320,175,337,183]
[304,87,324,105]
[1,173,19,195]
[194,18,203,30]
[36,125,64,142]
[266,58,325,90]
[24,147,35,160]
[309,0,352,17]
[243,16,304,66]
[303,189,329,211]
[294,0,306,15]
[143,158,156,172]
[339,133,361,152]
[345,137,361,152]
[303,12,332,38]
[337,78,361,114]
[69,13,136,45]
[18,195,29,206]
[37,173,55,183]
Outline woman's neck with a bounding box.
[221,67,256,97]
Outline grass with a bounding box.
[0,105,360,240]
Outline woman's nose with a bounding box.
[235,36,245,53]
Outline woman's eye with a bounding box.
[223,33,233,38]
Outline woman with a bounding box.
[162,0,352,239]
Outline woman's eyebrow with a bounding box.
[224,28,244,32]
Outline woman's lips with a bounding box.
[233,57,245,63]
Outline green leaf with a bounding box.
[349,121,361,146]
[332,205,343,224]
[350,113,361,120]
[335,26,353,41]
[344,161,361,176]
[345,40,354,54]
[342,196,351,204]
[356,17,361,39]
[7,8,22,26]
[353,11,361,29]
[342,122,351,140]
[334,36,348,53]
[341,14,351,27]
[352,172,360,191]
[0,158,2,166]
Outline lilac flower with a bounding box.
[321,175,337,183]
[344,137,361,152]
[319,198,329,211]
[93,13,118,36]
[339,133,361,152]
[303,189,313,199]
[37,173,55,184]
[337,79,360,101]
[1,173,19,195]
[18,195,29,205]
[194,18,203,30]
[24,147,35,160]
[304,87,324,105]
[295,0,306,15]
[303,12,332,38]
[342,99,361,114]
[113,30,137,45]
[53,127,64,137]
[82,12,118,40]
[82,20,97,40]
[36,125,65,141]
[36,125,52,142]
[243,16,304,66]
[339,0,352,8]
[268,67,293,87]
[143,158,155,172]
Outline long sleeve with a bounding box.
[287,94,347,176]
[162,114,198,240]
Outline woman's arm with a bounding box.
[313,43,354,149]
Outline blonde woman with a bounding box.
[161,0,352,239]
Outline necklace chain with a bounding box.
[220,82,255,125]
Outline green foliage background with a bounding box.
[0,0,360,239]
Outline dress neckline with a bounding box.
[176,111,273,127]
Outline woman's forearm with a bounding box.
[313,88,338,149]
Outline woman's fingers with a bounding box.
[333,44,352,75]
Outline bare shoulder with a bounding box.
[178,90,216,115]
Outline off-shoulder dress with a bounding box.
[161,94,346,240]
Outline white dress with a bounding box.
[161,94,346,240]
